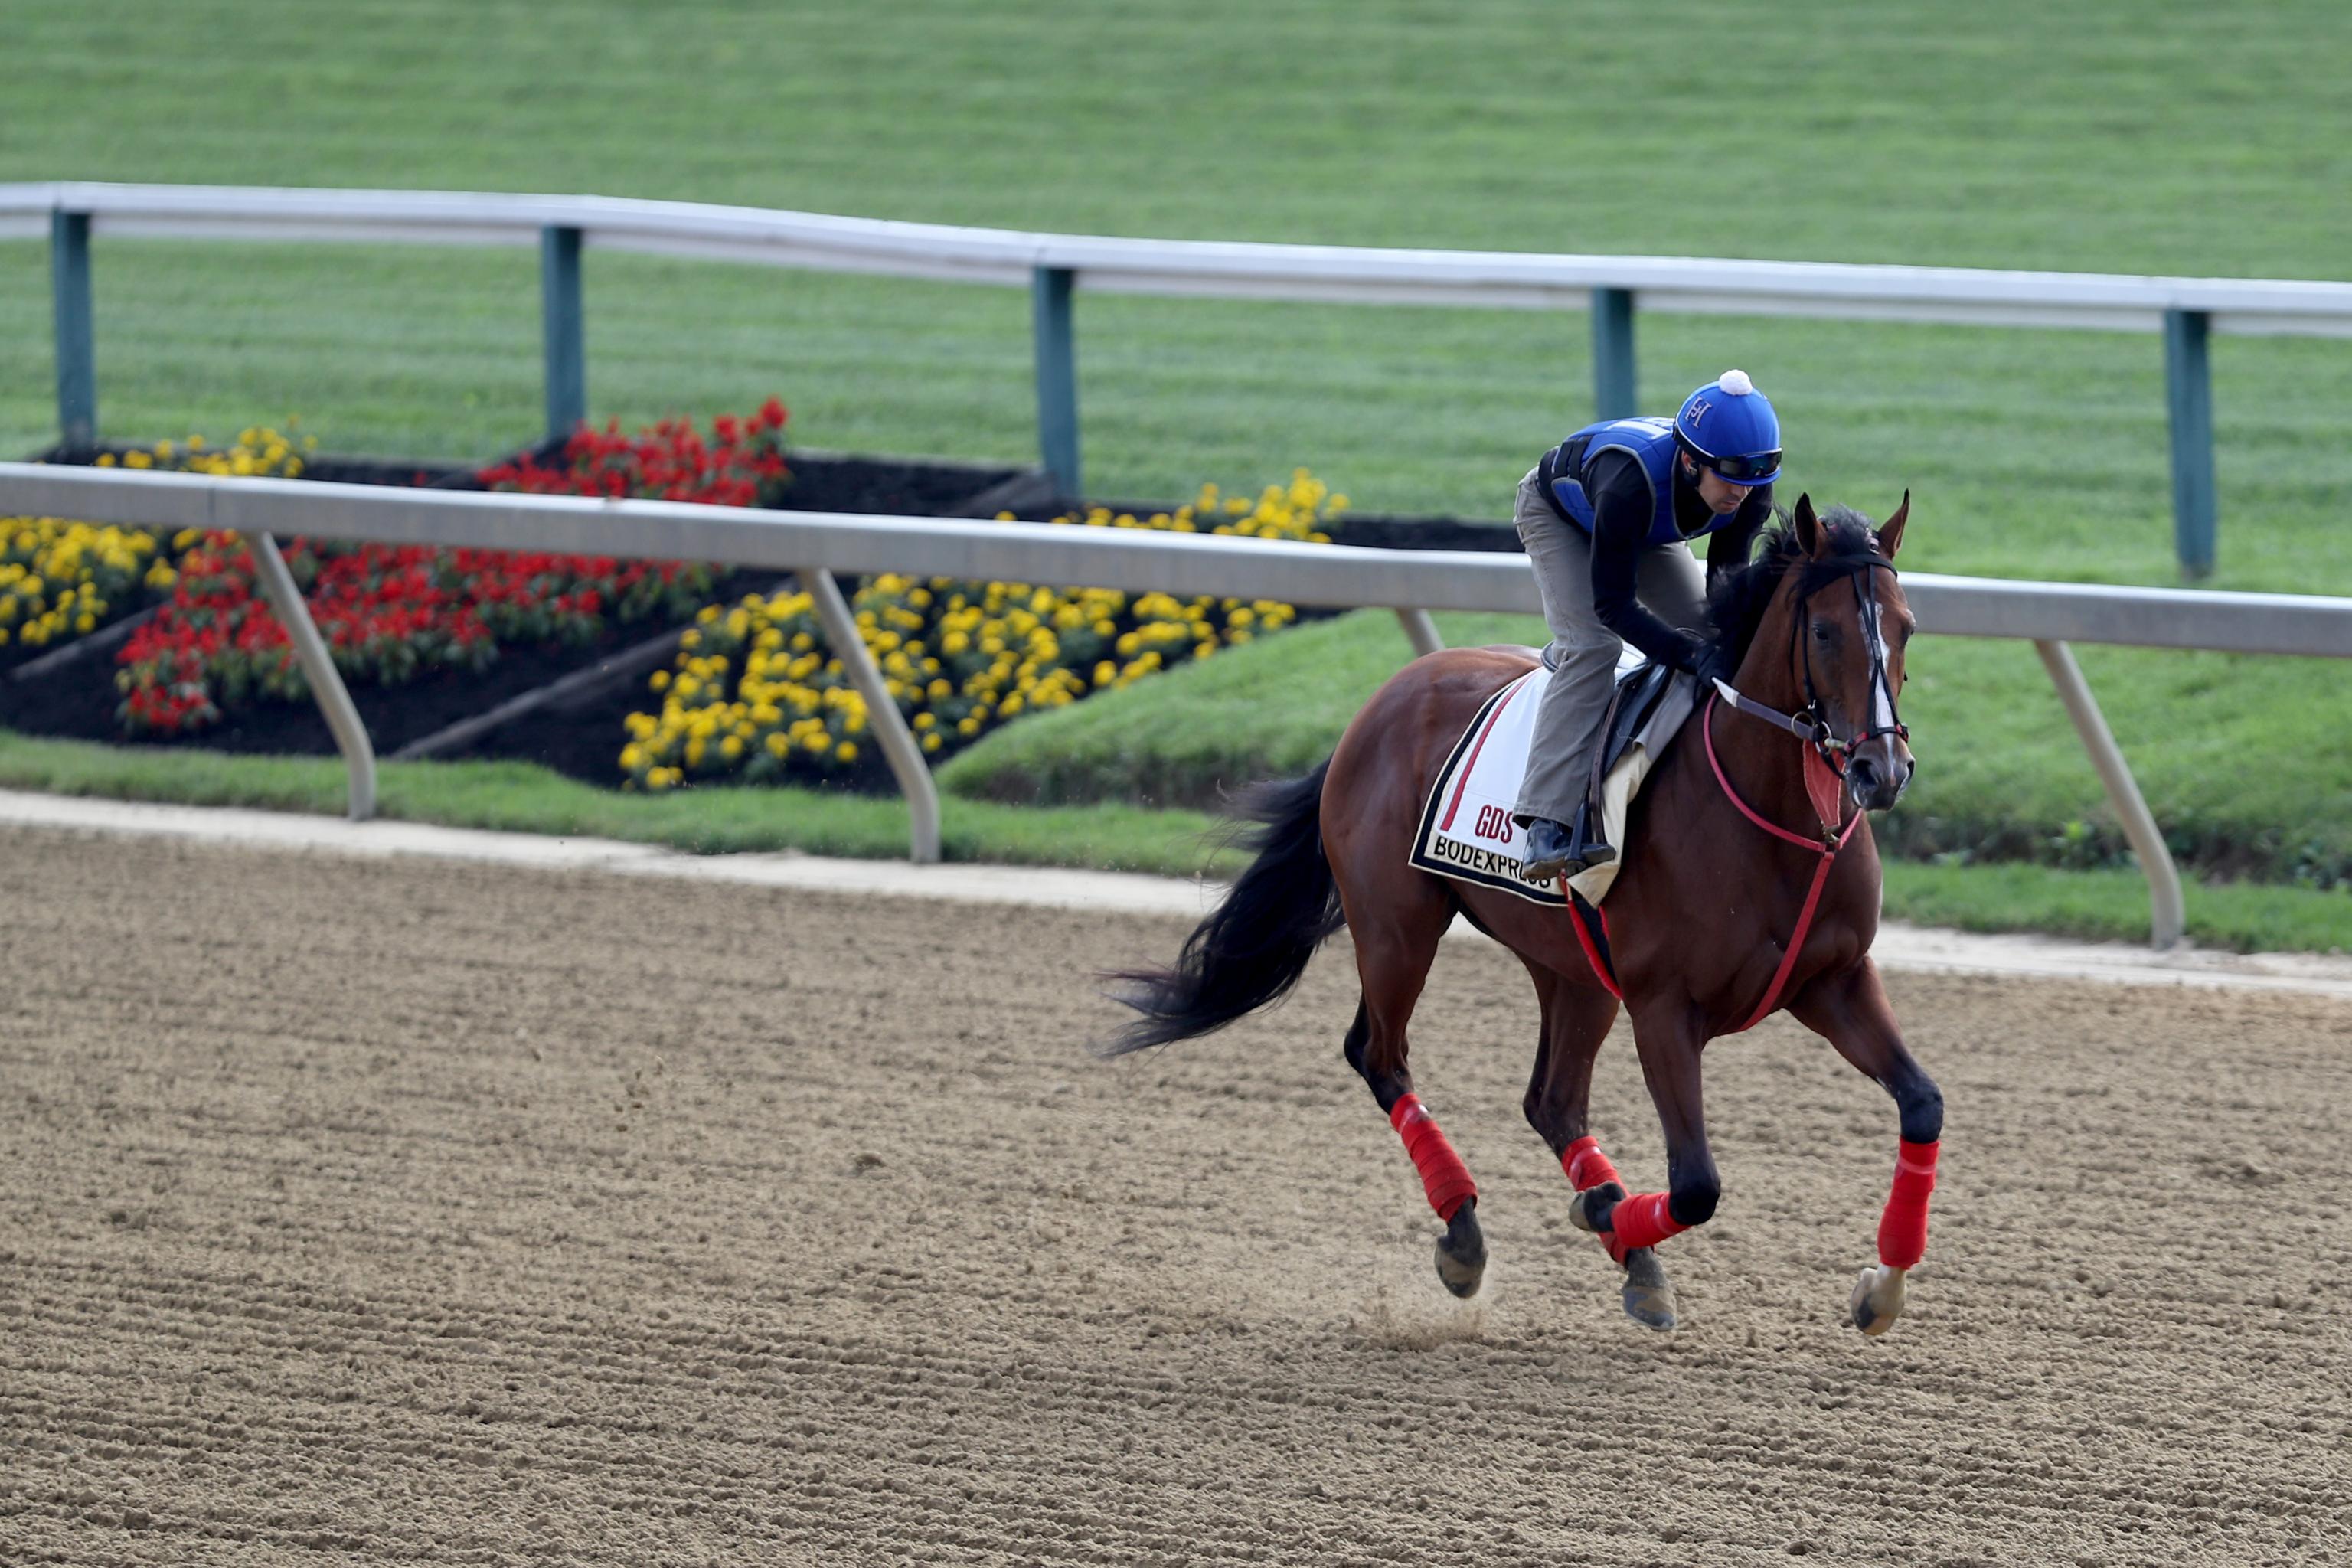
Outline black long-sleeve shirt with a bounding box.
[1579,450,1773,671]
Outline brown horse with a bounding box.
[1106,495,1942,1334]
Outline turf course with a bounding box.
[4,0,2348,942]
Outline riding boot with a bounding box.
[1521,817,1577,884]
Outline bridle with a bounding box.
[1697,552,1909,1031]
[1711,556,1909,782]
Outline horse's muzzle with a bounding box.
[1845,744,1914,812]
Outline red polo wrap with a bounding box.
[1561,1135,1622,1193]
[1606,1191,1690,1253]
[1877,1138,1939,1269]
[1390,1093,1477,1221]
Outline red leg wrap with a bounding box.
[1561,1135,1622,1193]
[1390,1093,1477,1222]
[1877,1138,1939,1269]
[1607,1191,1690,1252]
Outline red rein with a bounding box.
[1702,694,1866,1032]
[1391,1094,1477,1221]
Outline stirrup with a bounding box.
[1521,817,1576,882]
[1564,802,1615,871]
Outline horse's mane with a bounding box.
[1704,506,1886,667]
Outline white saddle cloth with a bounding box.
[1408,648,1695,907]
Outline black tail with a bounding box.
[1099,760,1344,1056]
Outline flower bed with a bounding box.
[0,429,312,675]
[480,397,789,505]
[116,537,724,734]
[110,405,791,737]
[0,522,177,662]
[619,472,1339,790]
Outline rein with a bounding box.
[1702,692,1866,1032]
[1697,556,1901,1031]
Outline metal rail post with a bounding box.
[1395,608,1444,659]
[2033,639,2184,949]
[244,532,377,822]
[1031,265,1080,502]
[51,212,96,449]
[1590,286,1637,421]
[2164,308,2216,580]
[805,567,941,864]
[541,225,586,446]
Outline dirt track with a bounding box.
[3,825,2350,1566]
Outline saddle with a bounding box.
[1409,652,1697,907]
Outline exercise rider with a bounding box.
[1514,371,1783,883]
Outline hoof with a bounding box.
[1434,1203,1487,1298]
[1566,1182,1625,1234]
[1850,1264,1907,1337]
[1621,1247,1677,1331]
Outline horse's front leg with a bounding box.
[1788,959,1944,1337]
[1517,965,1681,1327]
[1569,1000,1718,1330]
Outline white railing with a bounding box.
[13,182,2352,575]
[8,462,2350,945]
[11,183,2352,327]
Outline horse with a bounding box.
[1103,494,1942,1334]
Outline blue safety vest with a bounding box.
[1544,417,1739,546]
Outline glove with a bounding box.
[1690,644,1736,694]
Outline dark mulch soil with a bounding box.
[1328,511,1517,553]
[8,445,1515,791]
[0,604,712,763]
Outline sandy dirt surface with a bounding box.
[3,826,2349,1566]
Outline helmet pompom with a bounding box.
[1717,369,1755,397]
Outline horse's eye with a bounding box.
[1811,622,1832,643]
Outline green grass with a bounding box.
[0,729,1243,878]
[1880,861,2350,956]
[942,609,2352,889]
[4,724,2343,954]
[4,0,2351,593]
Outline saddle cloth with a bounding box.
[1408,649,1697,906]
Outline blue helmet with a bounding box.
[1674,370,1782,485]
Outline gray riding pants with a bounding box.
[1511,466,1708,825]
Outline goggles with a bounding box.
[1696,449,1781,484]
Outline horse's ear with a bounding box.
[1793,493,1824,557]
[1876,489,1910,560]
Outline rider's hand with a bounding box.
[1692,645,1736,694]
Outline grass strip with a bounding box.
[0,729,1243,879]
[2,727,2344,954]
[940,609,2352,888]
[1881,861,2349,956]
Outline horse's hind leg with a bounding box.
[1340,877,1485,1298]
[1517,963,1677,1329]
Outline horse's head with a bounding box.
[1707,492,1916,812]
